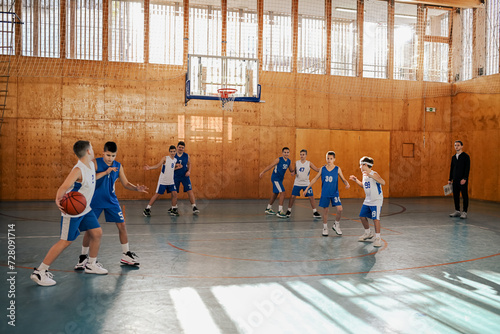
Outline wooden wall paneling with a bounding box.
[420,131,451,196]
[406,98,425,131]
[184,115,224,199]
[295,129,331,199]
[391,98,408,131]
[470,130,499,201]
[360,96,393,131]
[145,78,185,123]
[16,119,62,200]
[258,126,296,199]
[105,62,147,82]
[259,72,296,127]
[0,120,17,199]
[100,121,147,200]
[143,122,179,200]
[423,96,451,131]
[295,75,329,129]
[390,131,422,197]
[330,95,361,130]
[471,93,500,131]
[3,76,17,119]
[17,77,63,119]
[103,80,146,122]
[62,78,106,120]
[222,124,260,198]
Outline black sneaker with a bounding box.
[167,208,172,214]
[74,254,88,270]
[193,206,200,214]
[143,208,151,217]
[285,210,291,217]
[170,208,180,216]
[313,211,321,218]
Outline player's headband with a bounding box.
[359,158,373,167]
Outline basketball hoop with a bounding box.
[217,88,237,111]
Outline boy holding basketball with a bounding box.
[259,147,295,217]
[31,141,107,286]
[143,145,180,216]
[74,142,148,270]
[285,149,321,218]
[349,156,385,247]
[305,151,350,237]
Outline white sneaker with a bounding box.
[358,230,374,241]
[373,237,382,247]
[121,251,140,266]
[85,261,108,275]
[31,268,56,286]
[449,211,461,217]
[322,227,328,237]
[460,212,467,219]
[332,222,342,235]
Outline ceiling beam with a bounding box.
[396,0,484,8]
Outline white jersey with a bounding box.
[362,170,383,206]
[294,160,311,187]
[158,156,177,185]
[63,160,96,218]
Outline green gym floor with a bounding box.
[1,198,499,334]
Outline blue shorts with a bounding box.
[292,185,313,197]
[319,196,341,208]
[359,204,382,220]
[60,211,100,242]
[272,179,285,194]
[156,184,177,195]
[174,176,192,193]
[92,204,124,223]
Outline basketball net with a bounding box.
[217,88,237,111]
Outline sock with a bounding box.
[82,246,89,255]
[288,208,292,212]
[312,208,317,213]
[365,229,371,234]
[88,257,97,265]
[121,243,129,253]
[192,203,197,208]
[146,205,152,209]
[267,204,272,209]
[173,205,178,209]
[279,206,283,212]
[323,223,327,228]
[335,219,340,224]
[375,233,381,239]
[38,262,49,271]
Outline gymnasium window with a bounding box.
[363,0,388,79]
[0,4,16,55]
[423,8,450,82]
[331,0,357,77]
[109,0,144,62]
[149,1,183,65]
[460,8,473,81]
[263,0,292,72]
[66,0,103,60]
[22,0,60,58]
[486,0,500,75]
[298,0,326,74]
[189,3,222,56]
[393,2,418,81]
[226,1,258,58]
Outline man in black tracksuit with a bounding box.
[448,140,470,219]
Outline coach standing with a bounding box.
[448,140,470,219]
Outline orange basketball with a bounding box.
[60,191,87,216]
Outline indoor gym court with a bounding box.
[1,0,500,333]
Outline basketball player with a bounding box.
[31,141,107,286]
[448,140,470,219]
[284,149,321,218]
[305,151,350,237]
[74,142,148,270]
[349,156,385,247]
[174,141,200,214]
[143,145,180,216]
[260,147,295,217]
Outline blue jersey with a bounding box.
[91,158,121,209]
[271,157,291,181]
[321,165,339,198]
[174,153,189,180]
